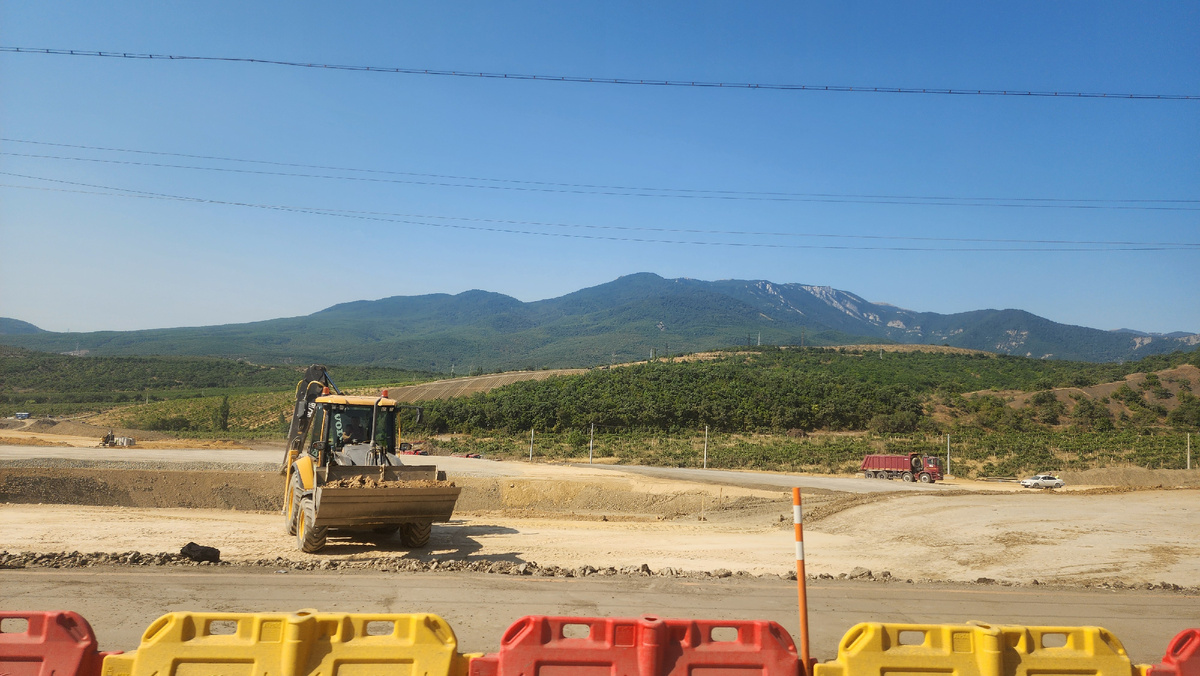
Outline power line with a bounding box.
[3,46,1197,101]
[2,172,1196,252]
[5,147,1198,212]
[4,138,1195,207]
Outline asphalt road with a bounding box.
[3,568,1194,662]
[0,444,931,493]
[572,463,951,493]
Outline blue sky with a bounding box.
[1,2,1197,334]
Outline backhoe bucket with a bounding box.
[311,465,461,528]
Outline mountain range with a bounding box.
[3,273,1197,368]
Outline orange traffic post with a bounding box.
[793,487,812,675]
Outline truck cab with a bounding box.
[305,395,405,467]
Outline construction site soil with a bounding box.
[3,452,1199,591]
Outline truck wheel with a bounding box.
[879,472,890,480]
[919,473,932,483]
[399,521,432,548]
[283,474,302,535]
[902,472,914,482]
[297,497,327,553]
[863,471,875,479]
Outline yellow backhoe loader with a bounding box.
[281,365,461,553]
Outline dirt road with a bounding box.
[3,458,1198,585]
[3,568,1194,662]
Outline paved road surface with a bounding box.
[0,444,282,464]
[573,463,951,493]
[3,568,1192,661]
[0,444,931,493]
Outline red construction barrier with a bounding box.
[1146,629,1200,676]
[0,611,116,676]
[469,614,800,676]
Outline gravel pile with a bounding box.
[2,550,1193,593]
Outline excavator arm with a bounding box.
[281,364,341,473]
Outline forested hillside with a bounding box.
[414,347,1200,435]
[0,346,431,416]
[4,274,1196,367]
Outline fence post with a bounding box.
[589,423,594,464]
[703,425,709,469]
[529,428,534,462]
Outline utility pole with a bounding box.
[757,332,761,346]
[801,328,805,348]
[529,428,534,462]
[589,423,595,464]
[946,434,951,477]
[1188,433,1192,470]
[703,425,709,469]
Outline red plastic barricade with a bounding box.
[1146,629,1200,676]
[0,611,116,676]
[469,614,800,676]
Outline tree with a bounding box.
[1167,392,1200,431]
[213,396,230,431]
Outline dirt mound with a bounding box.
[1059,467,1200,488]
[27,419,171,440]
[0,468,280,510]
[0,435,72,447]
[323,477,455,489]
[0,466,806,522]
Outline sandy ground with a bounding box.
[3,431,1199,664]
[3,446,1198,586]
[4,488,1197,586]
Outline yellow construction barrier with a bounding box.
[101,609,474,676]
[814,622,1139,676]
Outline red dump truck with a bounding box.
[861,453,942,483]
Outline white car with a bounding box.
[1020,474,1064,489]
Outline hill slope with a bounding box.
[3,274,1197,368]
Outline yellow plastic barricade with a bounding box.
[814,622,1139,676]
[101,609,472,676]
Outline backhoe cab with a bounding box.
[281,365,460,553]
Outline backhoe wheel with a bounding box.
[919,473,933,483]
[902,472,914,482]
[399,521,432,548]
[296,497,327,553]
[284,473,303,535]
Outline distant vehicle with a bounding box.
[14,412,30,420]
[860,453,942,483]
[1020,474,1064,489]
